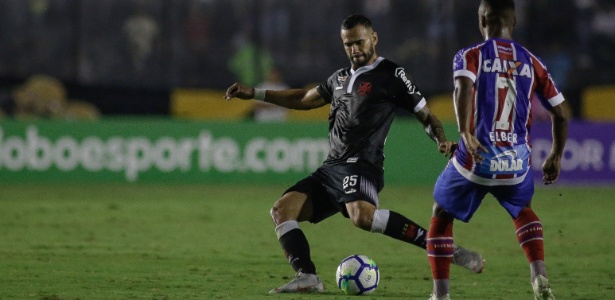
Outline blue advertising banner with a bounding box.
[530,122,615,185]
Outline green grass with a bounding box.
[1,183,613,299]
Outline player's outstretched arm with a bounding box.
[542,103,568,185]
[224,83,327,111]
[224,82,256,100]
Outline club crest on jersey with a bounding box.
[482,58,532,78]
[358,81,372,95]
[394,67,419,95]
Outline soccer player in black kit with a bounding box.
[225,15,484,294]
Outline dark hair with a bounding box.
[481,0,515,25]
[481,0,515,14]
[341,15,373,30]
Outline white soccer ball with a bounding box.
[335,254,379,295]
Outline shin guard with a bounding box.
[426,216,454,280]
[514,208,545,263]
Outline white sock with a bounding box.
[530,260,547,282]
[370,209,390,233]
[274,220,300,239]
[433,279,449,298]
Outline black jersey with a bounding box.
[316,57,426,170]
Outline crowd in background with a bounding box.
[0,0,613,119]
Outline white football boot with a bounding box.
[532,275,555,300]
[428,294,451,300]
[268,272,325,294]
[451,245,485,273]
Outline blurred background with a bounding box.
[0,0,614,185]
[0,0,613,120]
[0,3,612,298]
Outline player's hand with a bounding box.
[541,153,561,185]
[224,83,254,101]
[461,132,487,164]
[437,141,457,158]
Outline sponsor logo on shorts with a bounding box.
[490,150,524,172]
[345,188,356,194]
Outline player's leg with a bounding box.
[269,177,327,294]
[514,205,547,280]
[344,196,483,274]
[494,174,554,300]
[330,163,430,248]
[514,205,554,300]
[269,190,325,293]
[346,199,428,248]
[270,191,317,276]
[426,203,454,299]
[427,164,487,298]
[338,164,483,274]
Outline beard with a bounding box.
[348,46,375,68]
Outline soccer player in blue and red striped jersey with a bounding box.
[426,1,568,299]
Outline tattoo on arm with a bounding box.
[417,108,446,144]
[425,122,447,144]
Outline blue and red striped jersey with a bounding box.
[451,38,565,185]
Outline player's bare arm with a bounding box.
[415,106,455,157]
[224,83,327,110]
[454,76,488,163]
[542,103,569,185]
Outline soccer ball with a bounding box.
[335,254,379,295]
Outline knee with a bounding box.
[270,202,285,225]
[270,193,307,225]
[347,201,376,231]
[432,202,453,219]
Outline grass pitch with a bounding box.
[1,183,613,299]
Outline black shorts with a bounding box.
[284,162,384,223]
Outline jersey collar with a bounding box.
[347,57,385,94]
[350,56,385,75]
